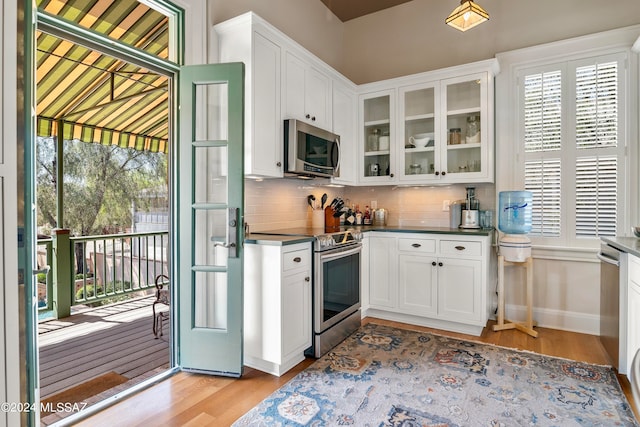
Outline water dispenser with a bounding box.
[498,191,532,262]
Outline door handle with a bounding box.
[211,207,239,258]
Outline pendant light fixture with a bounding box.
[445,0,489,32]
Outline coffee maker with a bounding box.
[459,187,480,229]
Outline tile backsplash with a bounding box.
[245,178,496,232]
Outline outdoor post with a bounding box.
[52,228,72,318]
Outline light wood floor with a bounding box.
[77,318,639,426]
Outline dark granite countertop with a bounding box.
[601,237,640,258]
[245,225,494,245]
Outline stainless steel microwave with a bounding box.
[284,119,340,178]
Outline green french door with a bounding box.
[178,63,245,376]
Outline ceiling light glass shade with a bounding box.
[445,0,489,32]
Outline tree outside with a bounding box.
[36,137,168,237]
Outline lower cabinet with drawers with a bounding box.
[244,241,312,376]
[363,231,493,336]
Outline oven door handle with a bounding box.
[318,244,362,262]
[597,251,620,267]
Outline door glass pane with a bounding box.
[194,146,228,204]
[194,210,228,267]
[195,83,228,142]
[194,271,227,330]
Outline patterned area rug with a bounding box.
[234,323,639,426]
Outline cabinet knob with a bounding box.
[276,161,282,167]
[441,171,446,176]
[305,114,310,119]
[305,277,310,282]
[438,262,443,267]
[389,173,394,178]
[432,261,437,266]
[455,246,466,251]
[412,243,421,248]
[311,116,316,121]
[293,257,301,263]
[435,171,440,176]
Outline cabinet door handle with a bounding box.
[311,116,316,121]
[435,171,440,176]
[441,171,446,176]
[412,243,421,248]
[389,173,394,178]
[305,277,310,282]
[305,114,310,119]
[455,246,466,251]
[293,257,302,263]
[432,261,437,266]
[438,262,443,267]
[276,161,282,167]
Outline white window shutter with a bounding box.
[525,159,561,237]
[575,156,617,237]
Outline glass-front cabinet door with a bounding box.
[440,72,490,182]
[398,82,439,181]
[360,89,395,182]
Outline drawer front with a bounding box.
[283,249,311,272]
[440,240,482,257]
[398,238,436,254]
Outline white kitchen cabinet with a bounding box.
[215,14,283,178]
[359,90,396,183]
[364,232,492,336]
[623,253,640,376]
[397,237,438,317]
[357,59,497,185]
[244,242,312,376]
[368,234,397,309]
[284,51,331,130]
[331,80,358,185]
[438,256,483,323]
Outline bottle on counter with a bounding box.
[364,206,371,225]
[355,205,362,225]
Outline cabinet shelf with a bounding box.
[364,119,390,126]
[405,113,434,122]
[364,150,391,156]
[404,146,435,153]
[447,107,481,116]
[446,142,481,150]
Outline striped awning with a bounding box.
[36,0,170,153]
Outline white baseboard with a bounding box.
[505,304,600,335]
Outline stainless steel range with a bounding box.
[259,227,363,357]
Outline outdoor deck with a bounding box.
[38,295,170,423]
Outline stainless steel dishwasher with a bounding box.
[598,242,621,370]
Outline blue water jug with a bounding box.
[498,191,532,234]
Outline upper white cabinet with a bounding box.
[214,14,284,178]
[331,80,358,185]
[284,51,332,130]
[357,59,498,185]
[215,12,357,180]
[359,89,396,183]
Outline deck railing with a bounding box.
[38,230,168,318]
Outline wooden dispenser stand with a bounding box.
[492,256,538,337]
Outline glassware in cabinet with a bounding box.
[401,85,436,178]
[362,93,393,178]
[444,76,485,177]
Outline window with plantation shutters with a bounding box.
[519,54,626,246]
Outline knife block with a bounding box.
[324,207,340,232]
